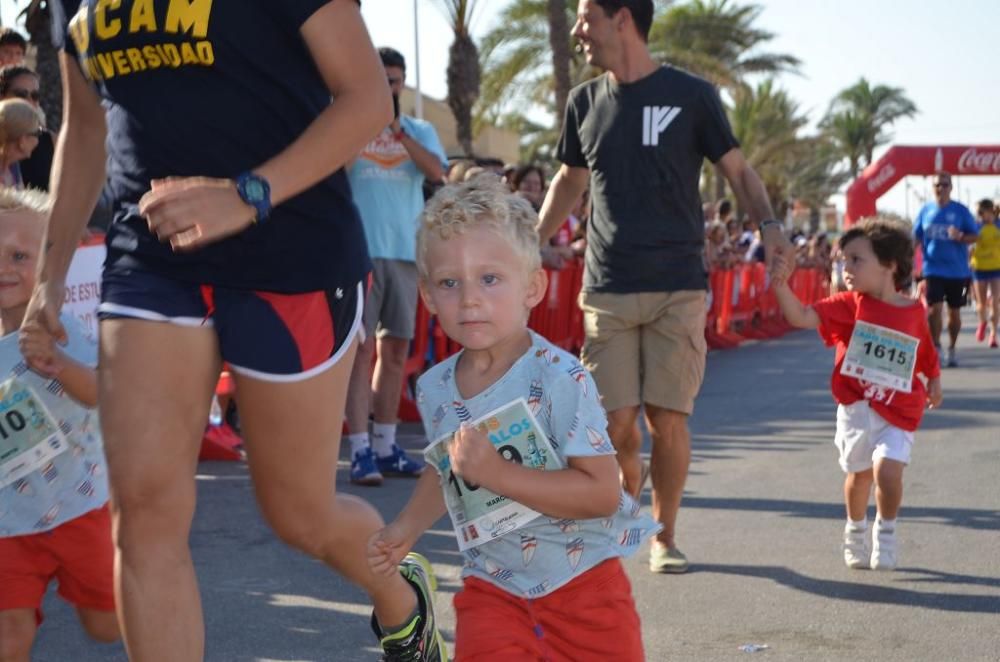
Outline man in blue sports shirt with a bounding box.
[346,47,447,486]
[913,172,978,367]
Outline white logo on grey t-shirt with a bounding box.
[642,106,681,146]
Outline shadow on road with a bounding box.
[693,563,1000,614]
[679,496,1000,531]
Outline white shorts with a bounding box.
[834,402,913,473]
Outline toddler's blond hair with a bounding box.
[416,174,541,279]
[0,186,50,215]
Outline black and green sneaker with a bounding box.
[371,552,448,661]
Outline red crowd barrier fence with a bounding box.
[396,260,829,421]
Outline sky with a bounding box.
[3,0,997,220]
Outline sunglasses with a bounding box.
[10,88,40,102]
[934,182,951,189]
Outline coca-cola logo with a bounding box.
[957,148,1000,173]
[867,163,896,193]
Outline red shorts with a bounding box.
[454,559,644,661]
[0,505,115,623]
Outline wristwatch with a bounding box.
[234,171,272,224]
[759,219,783,233]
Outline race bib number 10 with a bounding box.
[841,321,919,393]
[0,377,69,488]
[424,398,561,551]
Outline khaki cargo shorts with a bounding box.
[578,290,707,415]
[364,258,419,340]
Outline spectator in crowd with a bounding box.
[701,201,715,222]
[475,156,507,176]
[0,65,55,191]
[346,46,447,487]
[704,220,735,271]
[462,165,487,182]
[0,29,26,67]
[726,217,741,246]
[716,198,734,224]
[971,198,1000,347]
[913,172,978,367]
[511,163,546,212]
[447,159,475,183]
[0,98,43,189]
[538,0,790,575]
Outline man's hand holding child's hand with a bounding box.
[449,423,504,491]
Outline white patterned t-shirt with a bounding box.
[416,331,660,598]
[0,316,107,537]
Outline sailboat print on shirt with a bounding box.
[586,426,614,453]
[566,537,584,570]
[520,533,537,566]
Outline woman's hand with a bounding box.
[19,320,67,378]
[139,177,257,252]
[21,279,68,347]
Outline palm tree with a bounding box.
[477,0,581,125]
[820,78,917,177]
[438,0,481,156]
[649,0,799,91]
[547,0,573,132]
[649,0,799,199]
[819,109,870,179]
[724,79,807,214]
[785,136,851,212]
[18,0,61,131]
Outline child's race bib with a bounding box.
[0,376,70,488]
[840,321,919,393]
[424,398,561,551]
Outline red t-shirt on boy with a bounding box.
[811,291,940,431]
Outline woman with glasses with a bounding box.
[0,65,54,191]
[0,97,42,189]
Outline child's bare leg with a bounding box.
[0,609,36,662]
[874,458,905,521]
[77,608,121,644]
[844,469,873,521]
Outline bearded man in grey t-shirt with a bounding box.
[538,0,793,574]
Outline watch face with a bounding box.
[245,179,265,202]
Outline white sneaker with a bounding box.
[843,524,869,569]
[871,525,898,571]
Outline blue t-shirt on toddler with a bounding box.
[0,316,108,538]
[913,200,978,279]
[416,331,660,598]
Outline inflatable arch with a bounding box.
[845,145,1000,226]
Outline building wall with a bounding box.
[399,88,521,165]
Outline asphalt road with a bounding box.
[30,312,1000,661]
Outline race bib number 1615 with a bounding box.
[841,321,919,393]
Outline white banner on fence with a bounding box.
[63,244,105,342]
